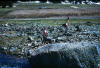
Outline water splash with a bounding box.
[31,41,99,68]
[72,51,82,68]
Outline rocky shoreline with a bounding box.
[0,21,100,68]
[0,22,100,57]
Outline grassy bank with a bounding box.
[16,3,100,9]
[0,8,14,18]
[0,19,100,25]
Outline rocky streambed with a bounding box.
[0,22,100,68]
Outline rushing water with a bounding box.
[96,45,100,68]
[0,23,100,68]
[30,41,100,68]
[0,52,30,68]
[96,45,100,56]
[0,41,100,68]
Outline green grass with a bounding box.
[70,19,100,23]
[16,3,100,9]
[0,8,14,17]
[0,36,23,47]
[0,19,100,25]
[0,35,26,55]
[16,3,70,9]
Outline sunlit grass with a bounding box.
[0,8,14,17]
[16,3,100,9]
[0,19,100,26]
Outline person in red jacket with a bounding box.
[42,28,51,44]
[43,28,47,38]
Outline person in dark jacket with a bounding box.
[62,17,69,33]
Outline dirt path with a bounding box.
[5,8,100,18]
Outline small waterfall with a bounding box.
[96,45,100,56]
[29,51,81,68]
[98,64,100,68]
[96,45,100,68]
[72,51,82,68]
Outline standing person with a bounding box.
[42,28,51,44]
[62,17,69,33]
[65,17,69,33]
[43,28,47,38]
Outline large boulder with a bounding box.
[29,41,99,68]
[29,51,81,68]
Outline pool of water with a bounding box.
[0,52,30,68]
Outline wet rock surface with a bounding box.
[29,51,81,68]
[0,22,100,68]
[0,23,100,56]
[31,41,100,68]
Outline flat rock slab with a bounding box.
[32,41,96,56]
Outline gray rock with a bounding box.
[28,36,34,42]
